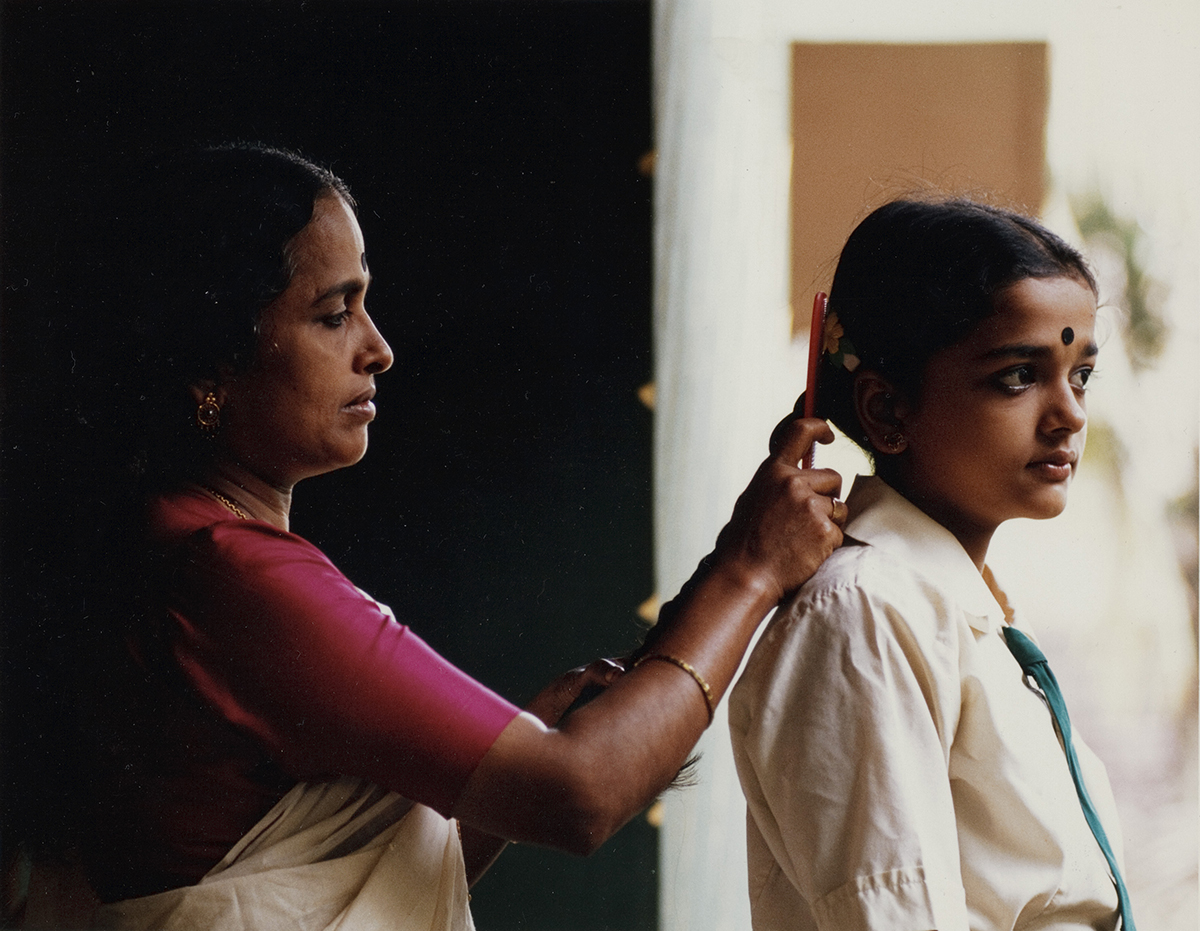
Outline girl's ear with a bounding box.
[854,370,910,455]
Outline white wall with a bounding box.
[652,2,1199,928]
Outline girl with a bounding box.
[730,198,1132,930]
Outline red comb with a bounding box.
[801,292,828,468]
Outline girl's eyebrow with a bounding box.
[981,340,1099,360]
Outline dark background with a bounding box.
[0,2,656,927]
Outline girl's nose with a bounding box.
[359,312,394,375]
[1043,379,1087,435]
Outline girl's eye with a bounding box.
[996,365,1035,391]
[1070,367,1093,390]
[322,311,350,329]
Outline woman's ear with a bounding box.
[187,362,238,407]
[188,380,219,407]
[854,370,910,455]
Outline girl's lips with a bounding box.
[1026,451,1076,481]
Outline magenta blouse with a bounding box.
[88,490,520,902]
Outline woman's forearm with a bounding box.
[452,419,845,854]
[452,560,806,853]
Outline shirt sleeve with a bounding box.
[162,519,521,817]
[729,561,971,931]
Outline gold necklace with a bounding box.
[202,485,250,520]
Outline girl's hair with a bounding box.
[816,197,1096,453]
[91,142,354,487]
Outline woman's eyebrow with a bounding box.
[312,276,370,306]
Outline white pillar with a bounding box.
[652,2,798,928]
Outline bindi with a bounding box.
[360,253,368,272]
[1061,327,1074,346]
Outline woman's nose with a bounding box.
[359,312,394,375]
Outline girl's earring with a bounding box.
[882,431,907,453]
[196,391,221,436]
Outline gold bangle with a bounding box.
[634,653,715,725]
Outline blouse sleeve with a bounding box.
[163,519,521,817]
[728,556,970,931]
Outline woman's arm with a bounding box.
[452,418,845,854]
[459,659,624,885]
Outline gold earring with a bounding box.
[196,391,221,436]
[882,431,906,453]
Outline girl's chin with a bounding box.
[1022,489,1070,521]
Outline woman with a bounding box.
[45,144,846,930]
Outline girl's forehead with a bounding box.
[977,277,1098,343]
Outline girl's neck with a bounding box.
[913,498,993,571]
[880,471,994,571]
[197,459,293,532]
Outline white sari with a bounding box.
[93,778,474,931]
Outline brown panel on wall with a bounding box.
[791,42,1048,330]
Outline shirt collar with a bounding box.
[842,475,1011,634]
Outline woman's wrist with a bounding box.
[704,553,784,612]
[636,549,780,663]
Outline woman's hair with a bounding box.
[91,142,354,488]
[816,197,1096,454]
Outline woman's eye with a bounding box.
[996,366,1035,390]
[1070,367,1093,390]
[322,311,350,329]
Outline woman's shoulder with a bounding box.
[147,489,354,607]
[146,487,233,540]
[149,489,328,558]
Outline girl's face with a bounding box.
[894,275,1098,560]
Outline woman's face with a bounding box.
[894,275,1098,554]
[219,193,394,487]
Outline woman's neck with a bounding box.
[197,460,293,532]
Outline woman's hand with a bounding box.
[459,657,626,886]
[524,658,626,727]
[710,416,846,605]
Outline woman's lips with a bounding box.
[1027,450,1076,482]
[342,389,376,418]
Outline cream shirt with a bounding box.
[729,476,1124,931]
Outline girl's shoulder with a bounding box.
[800,535,950,608]
[763,537,976,654]
[733,538,971,739]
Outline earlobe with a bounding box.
[188,381,216,407]
[189,375,235,437]
[854,371,908,455]
[188,363,238,407]
[187,378,229,408]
